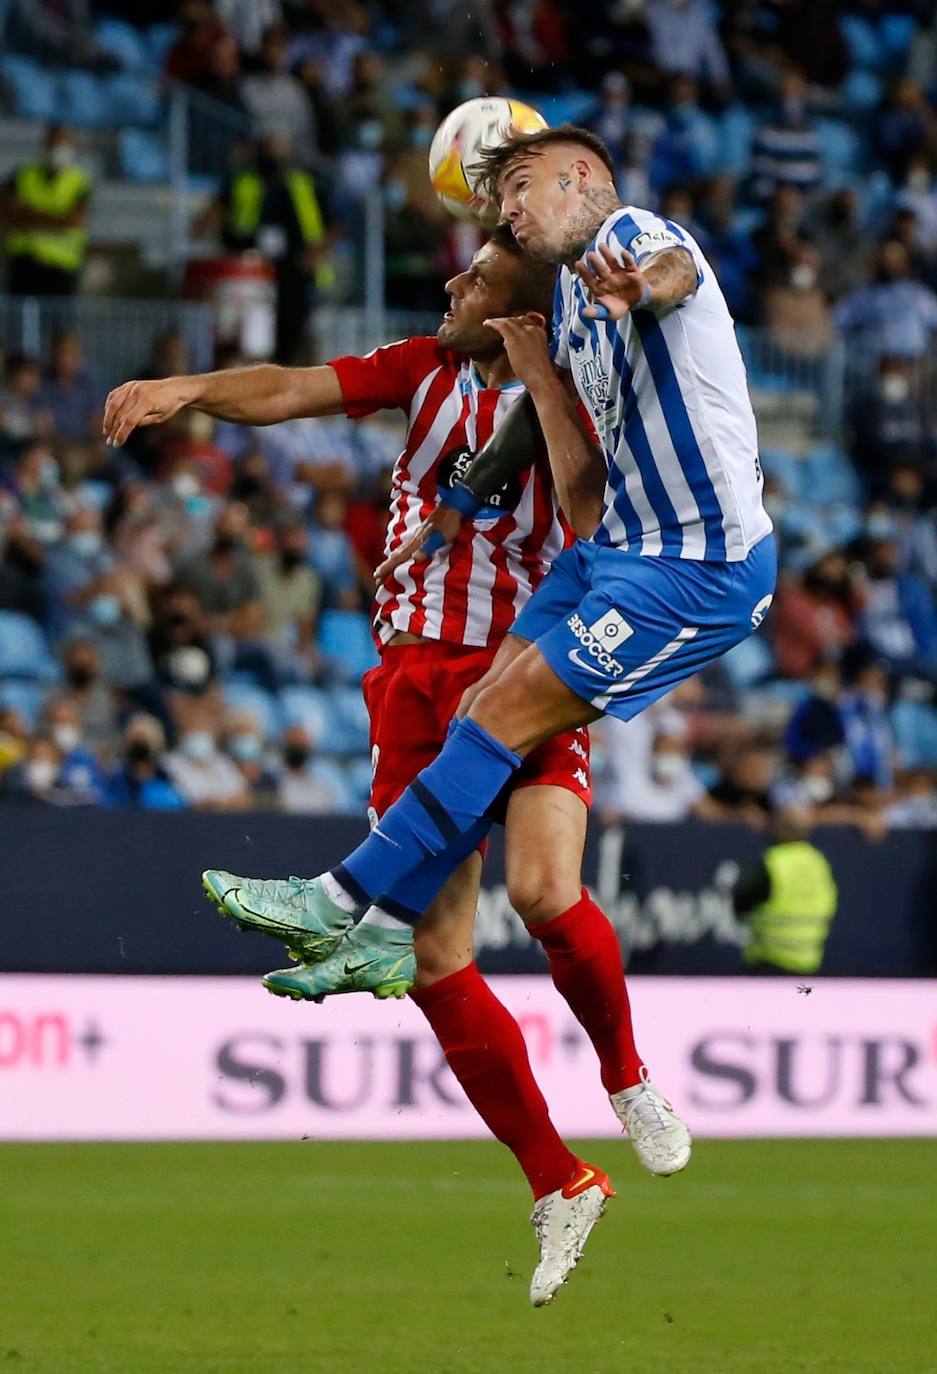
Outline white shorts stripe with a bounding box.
[593,625,699,707]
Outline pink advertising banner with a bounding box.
[1,975,935,1140]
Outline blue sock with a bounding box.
[334,718,521,909]
[376,816,492,927]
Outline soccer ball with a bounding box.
[429,97,548,226]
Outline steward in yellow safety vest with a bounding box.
[217,137,329,363]
[734,809,839,974]
[3,125,92,297]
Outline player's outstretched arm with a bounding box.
[103,364,346,446]
[485,315,605,536]
[575,243,699,321]
[374,389,543,585]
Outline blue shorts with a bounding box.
[510,535,777,722]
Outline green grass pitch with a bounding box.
[2,1138,933,1374]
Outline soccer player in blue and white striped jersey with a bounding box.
[201,125,777,1301]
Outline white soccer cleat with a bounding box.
[528,1162,614,1307]
[610,1068,692,1177]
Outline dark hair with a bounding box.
[472,123,615,200]
[485,223,556,317]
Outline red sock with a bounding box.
[410,963,578,1199]
[531,889,643,1095]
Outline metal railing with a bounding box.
[0,296,215,389]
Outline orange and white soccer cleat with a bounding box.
[528,1161,615,1307]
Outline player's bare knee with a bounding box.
[509,868,580,926]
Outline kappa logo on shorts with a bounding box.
[567,609,634,679]
[750,594,774,629]
[573,767,589,790]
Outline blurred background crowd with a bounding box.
[0,0,936,831]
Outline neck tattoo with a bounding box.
[561,187,623,262]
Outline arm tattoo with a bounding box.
[642,248,699,309]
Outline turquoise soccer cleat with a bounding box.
[262,923,416,1002]
[201,869,352,963]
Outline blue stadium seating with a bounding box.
[0,612,56,680]
[60,71,112,129]
[119,129,170,183]
[721,632,775,690]
[278,685,331,743]
[95,19,150,73]
[892,701,937,768]
[718,105,755,176]
[1,57,58,121]
[0,678,49,729]
[317,610,379,684]
[222,682,282,739]
[106,74,161,129]
[327,685,372,757]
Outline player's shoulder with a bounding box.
[599,205,691,257]
[391,335,461,381]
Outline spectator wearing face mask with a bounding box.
[60,639,121,763]
[596,708,712,824]
[105,713,185,811]
[71,567,155,694]
[751,71,823,199]
[276,723,347,814]
[41,694,107,801]
[12,729,104,806]
[252,516,322,676]
[847,357,929,493]
[43,505,113,639]
[223,708,277,806]
[164,723,252,811]
[835,241,937,362]
[1,125,92,297]
[176,502,280,690]
[772,551,860,680]
[855,537,937,683]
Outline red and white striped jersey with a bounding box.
[329,337,572,650]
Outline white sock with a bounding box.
[320,871,362,914]
[358,904,413,933]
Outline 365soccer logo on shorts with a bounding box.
[567,609,634,678]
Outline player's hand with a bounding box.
[483,313,553,389]
[574,244,650,321]
[103,377,196,447]
[373,502,463,585]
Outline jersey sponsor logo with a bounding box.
[631,228,683,258]
[436,443,523,518]
[566,610,634,678]
[750,594,773,629]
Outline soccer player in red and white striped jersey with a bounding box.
[105,226,652,1304]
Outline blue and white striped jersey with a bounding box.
[552,206,772,562]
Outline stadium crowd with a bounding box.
[0,0,936,829]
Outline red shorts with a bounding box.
[361,640,592,819]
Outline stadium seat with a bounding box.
[222,682,282,739]
[721,632,775,690]
[326,685,371,757]
[1,57,58,121]
[95,18,149,72]
[105,74,161,129]
[310,758,357,812]
[345,755,375,806]
[805,444,862,506]
[145,23,176,68]
[843,70,882,111]
[278,685,331,744]
[0,612,55,680]
[0,678,49,729]
[317,610,379,684]
[892,701,937,768]
[816,119,860,175]
[60,71,112,129]
[840,15,881,69]
[119,129,170,183]
[881,15,917,61]
[718,105,755,176]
